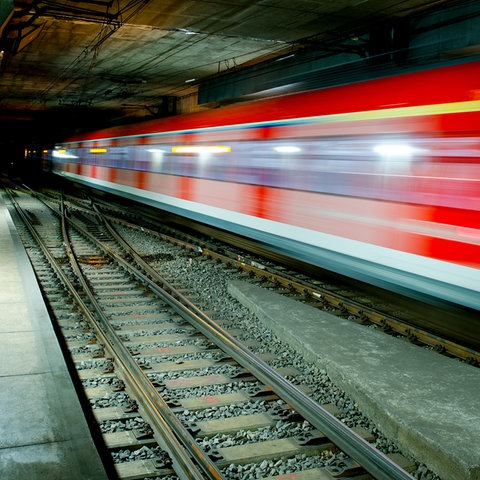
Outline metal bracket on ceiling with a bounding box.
[13,0,118,25]
[0,1,45,54]
[0,0,120,55]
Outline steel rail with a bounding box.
[91,199,480,365]
[14,187,414,479]
[60,201,224,480]
[39,188,480,364]
[86,202,416,480]
[7,191,219,480]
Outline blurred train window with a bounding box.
[59,133,478,211]
[135,145,149,171]
[77,148,86,164]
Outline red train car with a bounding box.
[52,61,480,310]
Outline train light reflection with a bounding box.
[52,149,78,159]
[172,146,231,153]
[373,144,415,157]
[90,148,107,153]
[147,148,166,169]
[274,146,301,153]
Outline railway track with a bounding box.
[5,185,419,479]
[55,185,480,366]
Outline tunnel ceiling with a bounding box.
[0,0,473,144]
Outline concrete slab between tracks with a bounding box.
[228,280,480,480]
[0,193,108,480]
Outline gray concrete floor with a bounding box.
[0,194,108,480]
[229,280,480,480]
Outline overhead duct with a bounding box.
[198,1,480,105]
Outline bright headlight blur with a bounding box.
[53,150,78,159]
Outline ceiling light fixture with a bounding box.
[176,28,197,35]
[274,146,301,153]
[172,146,231,153]
[275,54,295,62]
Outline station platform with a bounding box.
[0,194,108,479]
[229,280,480,480]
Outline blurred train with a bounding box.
[50,61,480,311]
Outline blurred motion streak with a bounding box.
[50,61,480,310]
